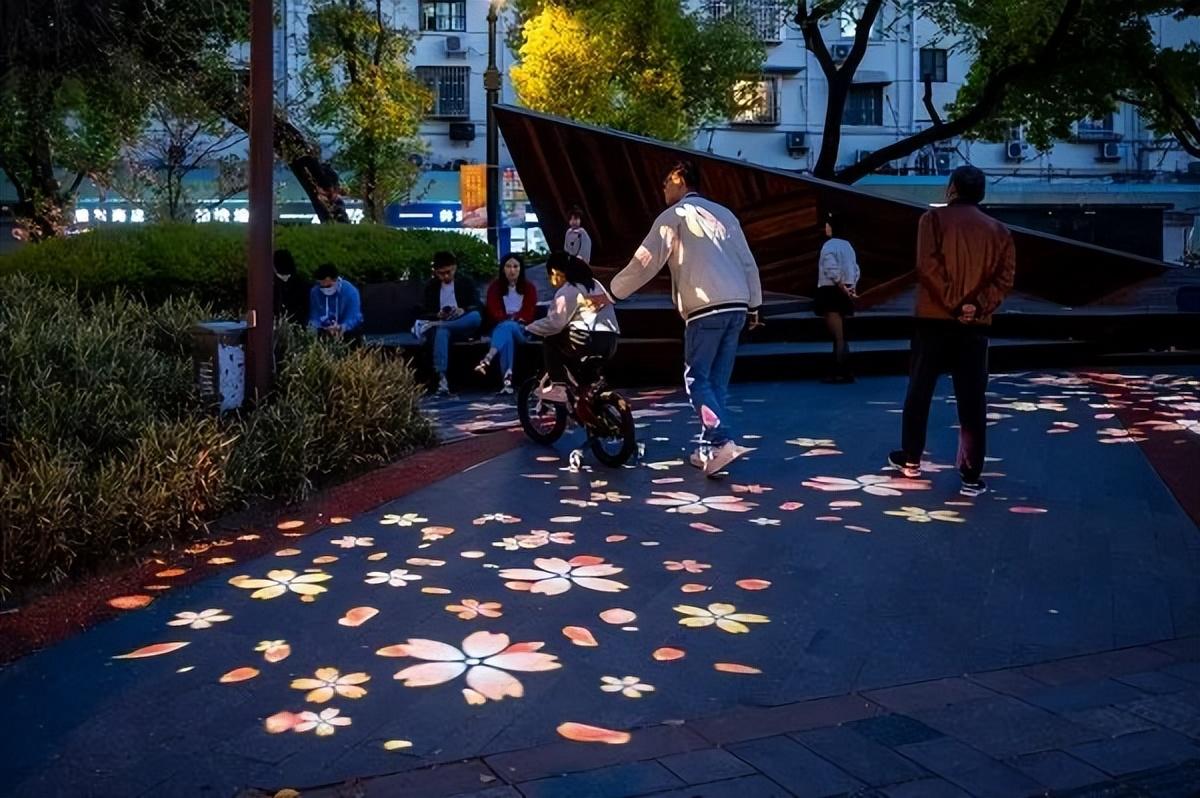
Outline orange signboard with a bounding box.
[460,163,487,228]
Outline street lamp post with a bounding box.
[485,0,503,251]
[246,0,275,401]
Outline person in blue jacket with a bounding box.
[308,263,363,339]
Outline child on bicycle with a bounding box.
[524,252,620,403]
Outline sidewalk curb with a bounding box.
[0,430,524,666]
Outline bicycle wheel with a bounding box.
[517,375,567,445]
[588,390,637,466]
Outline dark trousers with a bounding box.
[544,329,618,384]
[900,320,989,482]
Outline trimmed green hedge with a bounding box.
[0,223,495,308]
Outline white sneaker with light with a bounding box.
[703,441,749,477]
[538,383,568,404]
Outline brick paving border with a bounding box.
[272,636,1200,798]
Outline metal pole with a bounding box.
[485,1,501,251]
[246,0,276,402]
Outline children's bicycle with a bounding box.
[516,357,637,468]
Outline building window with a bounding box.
[417,66,470,118]
[420,0,466,32]
[731,76,781,125]
[706,0,785,43]
[919,48,947,82]
[843,84,883,126]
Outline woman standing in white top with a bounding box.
[814,213,859,383]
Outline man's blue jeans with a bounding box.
[430,311,481,375]
[684,310,745,446]
[489,320,527,375]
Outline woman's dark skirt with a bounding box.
[813,285,855,317]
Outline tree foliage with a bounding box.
[304,0,432,223]
[510,0,766,144]
[793,1,1200,182]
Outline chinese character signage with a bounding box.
[459,163,487,228]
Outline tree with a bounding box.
[0,1,154,239]
[103,91,248,223]
[303,0,432,223]
[509,0,766,144]
[791,1,1200,183]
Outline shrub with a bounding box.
[0,277,436,594]
[0,223,496,308]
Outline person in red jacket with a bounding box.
[476,253,539,394]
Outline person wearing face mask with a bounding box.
[476,253,538,395]
[273,249,310,325]
[563,205,592,264]
[308,263,363,339]
[888,165,1015,498]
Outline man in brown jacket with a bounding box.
[888,165,1015,497]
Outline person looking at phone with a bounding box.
[307,263,363,340]
[420,250,482,395]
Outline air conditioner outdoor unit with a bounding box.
[1096,141,1121,162]
[444,36,465,56]
[785,131,809,156]
[934,151,956,174]
[449,122,476,142]
[1005,140,1026,161]
[831,44,852,63]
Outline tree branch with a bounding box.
[835,0,1083,183]
[795,2,836,77]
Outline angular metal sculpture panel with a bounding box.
[495,105,1165,307]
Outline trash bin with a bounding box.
[191,321,248,412]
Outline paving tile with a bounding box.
[1123,758,1200,798]
[1114,670,1197,695]
[691,695,884,745]
[1068,729,1200,777]
[517,761,683,798]
[1151,637,1200,661]
[727,735,864,797]
[1008,751,1109,791]
[861,678,997,713]
[354,761,501,798]
[912,695,1100,758]
[1161,662,1200,685]
[639,774,793,797]
[486,725,709,783]
[1025,679,1148,712]
[1062,707,1156,738]
[792,726,928,787]
[656,749,755,785]
[880,778,972,798]
[895,737,1042,797]
[845,715,945,748]
[967,669,1048,697]
[444,788,522,798]
[1120,690,1200,739]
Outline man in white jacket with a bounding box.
[608,161,763,476]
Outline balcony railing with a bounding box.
[707,0,786,44]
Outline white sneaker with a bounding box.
[689,450,706,469]
[703,441,749,477]
[539,383,568,403]
[436,375,450,395]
